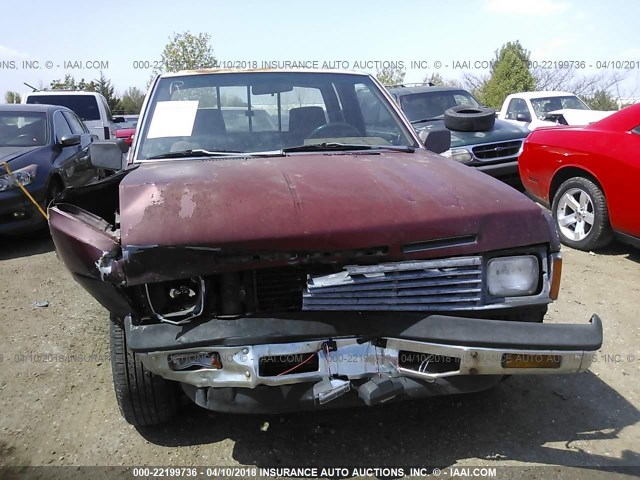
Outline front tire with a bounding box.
[110,318,178,426]
[552,177,613,250]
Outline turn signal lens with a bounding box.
[549,253,563,300]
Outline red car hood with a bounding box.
[119,151,552,258]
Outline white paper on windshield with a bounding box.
[146,101,198,138]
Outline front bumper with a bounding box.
[130,313,602,391]
[0,185,47,235]
[471,159,522,187]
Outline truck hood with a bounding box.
[542,109,616,126]
[119,151,551,257]
[415,119,528,148]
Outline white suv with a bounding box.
[23,91,124,140]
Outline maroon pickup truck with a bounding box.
[48,69,602,426]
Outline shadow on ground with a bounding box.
[138,373,639,473]
[0,231,54,261]
[596,241,640,264]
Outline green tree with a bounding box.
[118,86,146,114]
[155,31,217,74]
[4,91,21,103]
[91,71,120,112]
[582,89,619,111]
[422,72,445,86]
[375,66,405,86]
[50,74,96,91]
[477,41,536,108]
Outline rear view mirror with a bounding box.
[90,140,128,170]
[251,83,294,95]
[419,128,451,154]
[516,113,532,122]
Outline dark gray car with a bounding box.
[0,104,100,234]
[386,85,529,187]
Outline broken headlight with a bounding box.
[144,277,206,325]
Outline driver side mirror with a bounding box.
[113,116,126,123]
[59,134,81,147]
[419,128,451,154]
[90,140,128,170]
[516,112,532,122]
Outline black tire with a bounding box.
[110,318,178,426]
[444,106,496,132]
[551,177,613,250]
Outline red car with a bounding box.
[114,117,138,147]
[519,103,640,251]
[115,126,135,146]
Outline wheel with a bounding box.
[443,106,495,131]
[552,177,613,250]
[110,318,178,426]
[307,122,361,139]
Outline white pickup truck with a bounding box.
[498,91,615,130]
[23,91,125,140]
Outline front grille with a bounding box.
[303,256,483,311]
[254,267,306,312]
[472,140,522,160]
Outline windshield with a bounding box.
[531,95,590,119]
[136,72,417,159]
[0,111,47,147]
[400,90,481,122]
[26,94,100,121]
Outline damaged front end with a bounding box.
[49,166,602,415]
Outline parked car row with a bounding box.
[385,82,639,252]
[0,104,101,234]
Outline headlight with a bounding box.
[0,165,37,192]
[442,148,472,163]
[487,255,539,297]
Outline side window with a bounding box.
[506,98,528,120]
[633,125,640,135]
[453,94,474,107]
[53,111,73,142]
[63,111,87,134]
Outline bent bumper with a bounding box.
[131,314,602,390]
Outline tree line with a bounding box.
[375,41,630,111]
[4,34,633,112]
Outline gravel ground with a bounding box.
[0,232,638,479]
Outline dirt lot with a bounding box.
[0,231,638,479]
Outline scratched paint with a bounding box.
[179,190,196,218]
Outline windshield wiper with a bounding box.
[148,148,245,159]
[282,143,415,153]
[410,116,444,124]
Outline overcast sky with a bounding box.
[1,0,639,99]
